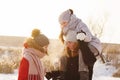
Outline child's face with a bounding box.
[60,21,68,29]
[43,45,49,54]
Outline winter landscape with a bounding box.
[0,0,120,80]
[0,60,120,80]
[0,36,120,80]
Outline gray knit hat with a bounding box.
[32,29,49,47]
[59,9,72,24]
[65,30,77,42]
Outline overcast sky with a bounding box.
[0,0,120,43]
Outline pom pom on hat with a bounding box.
[31,28,41,37]
[31,28,49,47]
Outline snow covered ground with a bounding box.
[92,60,120,80]
[0,60,120,80]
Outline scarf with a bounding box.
[23,48,45,80]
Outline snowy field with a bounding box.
[0,60,120,80]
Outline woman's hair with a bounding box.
[64,42,80,58]
[59,30,64,44]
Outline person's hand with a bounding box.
[76,32,86,41]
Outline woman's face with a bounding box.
[65,41,78,51]
[60,21,68,29]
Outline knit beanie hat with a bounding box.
[31,29,49,47]
[24,29,49,52]
[59,9,72,24]
[65,30,77,42]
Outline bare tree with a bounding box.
[87,12,109,63]
[87,12,109,38]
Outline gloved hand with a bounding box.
[76,31,91,42]
[76,32,86,41]
[45,72,53,80]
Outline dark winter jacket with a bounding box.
[65,55,80,80]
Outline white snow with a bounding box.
[0,60,120,80]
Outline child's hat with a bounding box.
[59,9,72,24]
[31,29,49,47]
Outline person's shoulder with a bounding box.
[23,52,33,62]
[77,19,87,27]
